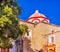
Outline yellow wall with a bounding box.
[20,21,60,52]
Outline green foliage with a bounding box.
[0,15,12,28]
[19,24,28,35]
[0,0,21,48]
[0,36,12,48]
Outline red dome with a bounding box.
[27,10,49,23]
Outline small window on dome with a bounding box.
[34,21,38,24]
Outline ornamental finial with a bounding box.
[35,10,39,13]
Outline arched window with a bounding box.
[25,29,32,37]
[51,36,54,43]
[48,34,55,44]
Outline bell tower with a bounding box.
[46,30,56,52]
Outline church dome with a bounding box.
[27,10,49,23]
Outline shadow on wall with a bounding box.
[23,37,44,52]
[35,49,44,52]
[23,37,34,52]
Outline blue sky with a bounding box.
[17,0,60,25]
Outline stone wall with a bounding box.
[20,21,60,52]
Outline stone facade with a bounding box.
[19,20,60,52]
[19,10,60,52]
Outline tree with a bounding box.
[19,24,28,35]
[0,0,21,48]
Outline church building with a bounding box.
[20,10,60,52]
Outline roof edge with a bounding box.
[19,19,60,27]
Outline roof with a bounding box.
[20,20,60,27]
[27,10,49,23]
[29,10,46,18]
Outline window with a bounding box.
[48,34,55,44]
[25,29,32,37]
[34,21,38,24]
[27,31,29,36]
[51,36,54,43]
